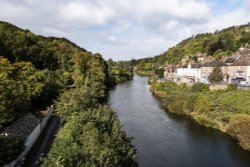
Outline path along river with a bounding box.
[109,75,250,167]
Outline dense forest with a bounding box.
[136,23,250,72]
[0,21,136,166]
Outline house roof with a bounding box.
[3,113,40,138]
[202,60,226,67]
[231,60,250,66]
[181,63,202,68]
[225,57,236,64]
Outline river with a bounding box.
[109,75,250,167]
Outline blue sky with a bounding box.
[210,0,243,14]
[0,0,249,60]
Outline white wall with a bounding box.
[247,66,250,82]
[176,68,201,79]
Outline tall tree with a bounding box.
[208,66,224,84]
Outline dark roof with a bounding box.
[181,64,202,68]
[3,113,40,138]
[231,60,250,66]
[191,64,202,68]
[202,61,226,67]
[225,57,236,63]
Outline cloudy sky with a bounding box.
[0,0,249,60]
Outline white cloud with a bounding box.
[59,1,114,26]
[207,0,250,31]
[0,0,249,60]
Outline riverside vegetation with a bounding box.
[0,21,136,166]
[150,82,250,150]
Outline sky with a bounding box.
[0,0,249,60]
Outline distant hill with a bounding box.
[0,21,88,70]
[136,23,250,69]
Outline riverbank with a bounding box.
[150,81,250,151]
[136,70,155,76]
[110,75,250,167]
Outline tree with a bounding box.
[43,105,137,167]
[208,66,223,84]
[0,136,25,166]
[0,57,44,125]
[154,68,164,78]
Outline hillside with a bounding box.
[137,23,250,151]
[0,21,136,166]
[136,23,250,71]
[0,20,108,126]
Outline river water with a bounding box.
[109,75,250,167]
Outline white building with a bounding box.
[175,64,202,83]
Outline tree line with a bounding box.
[0,21,136,166]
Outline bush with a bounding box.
[191,83,209,92]
[226,84,237,91]
[0,136,25,166]
[227,114,250,150]
[193,115,219,129]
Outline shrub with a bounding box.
[226,84,237,91]
[0,136,25,166]
[227,114,250,150]
[193,115,219,129]
[191,83,209,92]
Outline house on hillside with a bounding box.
[200,60,227,83]
[223,47,250,84]
[224,60,250,84]
[175,63,202,83]
[163,65,176,81]
[168,45,250,85]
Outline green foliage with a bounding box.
[150,80,250,150]
[55,88,98,120]
[193,115,219,129]
[154,68,164,78]
[227,114,250,150]
[208,66,224,84]
[0,57,44,125]
[240,31,250,44]
[191,83,209,92]
[136,60,153,72]
[136,24,250,68]
[107,60,134,85]
[213,49,227,60]
[0,21,136,166]
[42,106,137,167]
[0,136,25,166]
[226,84,237,91]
